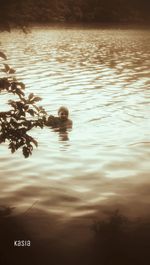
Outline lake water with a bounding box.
[0,27,150,227]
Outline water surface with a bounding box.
[0,27,150,223]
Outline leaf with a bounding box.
[0,51,7,60]
[8,142,16,153]
[16,88,25,97]
[11,82,17,91]
[33,105,39,111]
[9,68,16,74]
[28,93,34,100]
[16,102,24,110]
[0,78,10,89]
[20,110,25,117]
[36,120,44,129]
[4,63,10,73]
[17,82,25,90]
[31,138,38,147]
[28,109,35,116]
[23,146,30,158]
[0,135,5,144]
[32,96,42,102]
[38,106,46,113]
[8,100,14,106]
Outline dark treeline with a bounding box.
[0,0,150,27]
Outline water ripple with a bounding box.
[0,27,150,218]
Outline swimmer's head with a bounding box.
[58,106,69,121]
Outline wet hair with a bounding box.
[58,106,69,116]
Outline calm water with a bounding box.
[0,27,150,222]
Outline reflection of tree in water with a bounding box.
[1,206,150,265]
[91,209,150,265]
[0,52,47,158]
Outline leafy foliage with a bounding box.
[0,52,47,158]
[0,0,149,26]
[0,52,7,60]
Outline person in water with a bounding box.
[45,106,72,129]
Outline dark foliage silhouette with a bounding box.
[91,210,150,265]
[0,0,149,26]
[0,52,47,157]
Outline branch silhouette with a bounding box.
[0,52,47,158]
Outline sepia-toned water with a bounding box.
[0,27,150,224]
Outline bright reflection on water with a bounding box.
[0,27,150,220]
